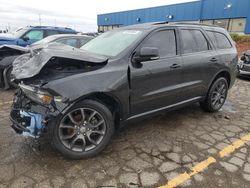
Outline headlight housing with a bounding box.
[19,84,54,105]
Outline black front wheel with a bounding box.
[50,100,114,159]
[200,77,228,112]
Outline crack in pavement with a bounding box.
[159,132,250,188]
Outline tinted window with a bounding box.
[23,30,44,40]
[79,38,92,47]
[142,30,176,57]
[180,29,209,54]
[57,38,78,48]
[47,30,60,36]
[207,31,232,49]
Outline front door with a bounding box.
[130,29,183,116]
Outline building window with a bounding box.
[98,26,104,33]
[98,25,120,33]
[201,20,213,25]
[229,18,246,33]
[214,19,229,30]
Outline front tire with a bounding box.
[6,66,18,89]
[200,77,228,112]
[51,100,114,159]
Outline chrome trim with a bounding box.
[127,96,203,120]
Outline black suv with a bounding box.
[10,23,238,159]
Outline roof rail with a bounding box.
[152,21,169,25]
[169,22,219,27]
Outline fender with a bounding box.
[207,68,232,91]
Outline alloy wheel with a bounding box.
[59,108,106,152]
[210,80,227,110]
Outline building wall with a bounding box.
[97,0,250,34]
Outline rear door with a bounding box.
[206,30,238,82]
[178,27,219,101]
[130,28,183,116]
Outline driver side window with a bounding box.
[141,30,177,58]
[23,30,44,40]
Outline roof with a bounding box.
[25,26,76,32]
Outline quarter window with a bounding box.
[180,29,210,54]
[141,30,177,58]
[206,31,232,49]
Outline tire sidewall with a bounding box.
[50,99,114,159]
[6,66,18,89]
[207,77,228,112]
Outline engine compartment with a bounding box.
[20,57,107,85]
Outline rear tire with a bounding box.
[50,100,114,159]
[200,77,228,112]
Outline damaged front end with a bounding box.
[10,84,62,138]
[10,43,109,138]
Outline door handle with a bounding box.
[210,57,218,62]
[170,64,181,69]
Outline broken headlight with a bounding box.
[19,84,55,105]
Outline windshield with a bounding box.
[31,35,57,46]
[81,30,143,57]
[14,28,28,38]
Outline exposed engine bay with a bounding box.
[19,56,107,86]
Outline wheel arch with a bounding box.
[80,92,123,129]
[209,70,231,91]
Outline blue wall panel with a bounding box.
[98,0,250,34]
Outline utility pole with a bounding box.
[38,14,42,26]
[199,0,204,22]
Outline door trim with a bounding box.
[127,96,203,121]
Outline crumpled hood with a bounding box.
[12,43,108,80]
[0,44,29,53]
[0,36,17,43]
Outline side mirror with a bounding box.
[133,47,160,63]
[22,36,30,41]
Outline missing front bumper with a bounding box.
[10,109,45,138]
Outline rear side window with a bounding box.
[206,31,232,49]
[180,29,210,54]
[79,38,92,47]
[47,30,60,36]
[142,30,177,57]
[57,38,78,48]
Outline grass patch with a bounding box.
[230,33,250,43]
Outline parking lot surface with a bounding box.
[0,78,250,188]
